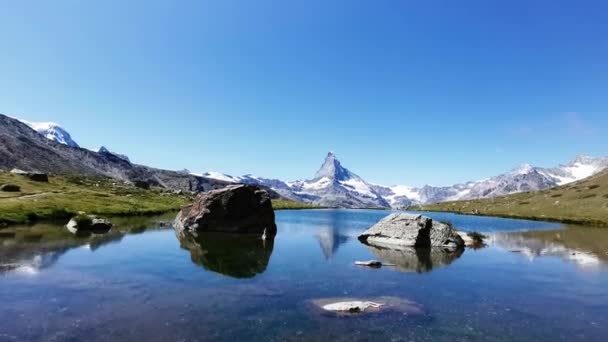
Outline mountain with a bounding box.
[203,152,608,208]
[415,168,608,227]
[202,152,390,208]
[98,146,130,163]
[0,114,226,192]
[18,119,80,148]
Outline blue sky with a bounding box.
[1,0,607,186]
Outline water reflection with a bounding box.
[0,215,175,275]
[176,231,274,279]
[493,226,608,268]
[315,225,350,260]
[364,244,464,273]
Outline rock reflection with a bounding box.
[176,231,274,279]
[363,244,464,273]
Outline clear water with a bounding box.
[1,210,608,341]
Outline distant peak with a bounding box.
[313,151,354,181]
[573,154,593,164]
[512,163,534,175]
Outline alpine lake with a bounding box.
[1,209,608,341]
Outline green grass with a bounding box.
[271,199,323,210]
[411,170,608,227]
[0,171,324,226]
[0,172,191,226]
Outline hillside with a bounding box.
[0,172,193,225]
[412,170,608,227]
[0,114,227,192]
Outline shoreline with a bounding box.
[409,208,608,228]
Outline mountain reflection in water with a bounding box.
[493,225,608,268]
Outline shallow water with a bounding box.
[1,210,608,341]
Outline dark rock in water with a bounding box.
[0,184,20,192]
[364,244,463,273]
[358,213,464,248]
[174,184,276,236]
[176,230,274,279]
[66,215,113,234]
[10,169,48,182]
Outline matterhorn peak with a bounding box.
[313,151,354,181]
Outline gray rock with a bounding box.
[174,184,276,236]
[430,221,466,248]
[10,169,48,182]
[358,213,464,248]
[66,215,113,234]
[0,184,20,192]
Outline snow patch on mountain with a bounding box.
[19,119,79,147]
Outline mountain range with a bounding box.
[3,114,607,208]
[202,152,608,208]
[0,114,226,192]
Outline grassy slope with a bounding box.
[0,172,320,225]
[0,172,191,225]
[412,170,608,227]
[271,199,323,210]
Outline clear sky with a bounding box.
[1,0,607,186]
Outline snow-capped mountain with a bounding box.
[19,120,79,148]
[202,152,389,208]
[373,155,608,207]
[202,152,608,208]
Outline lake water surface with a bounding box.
[1,209,608,341]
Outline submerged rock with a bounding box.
[310,296,424,317]
[174,184,276,236]
[358,213,464,248]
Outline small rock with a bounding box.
[354,260,384,268]
[66,215,112,234]
[10,169,48,182]
[0,184,20,192]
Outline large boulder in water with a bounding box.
[174,184,277,236]
[358,213,464,248]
